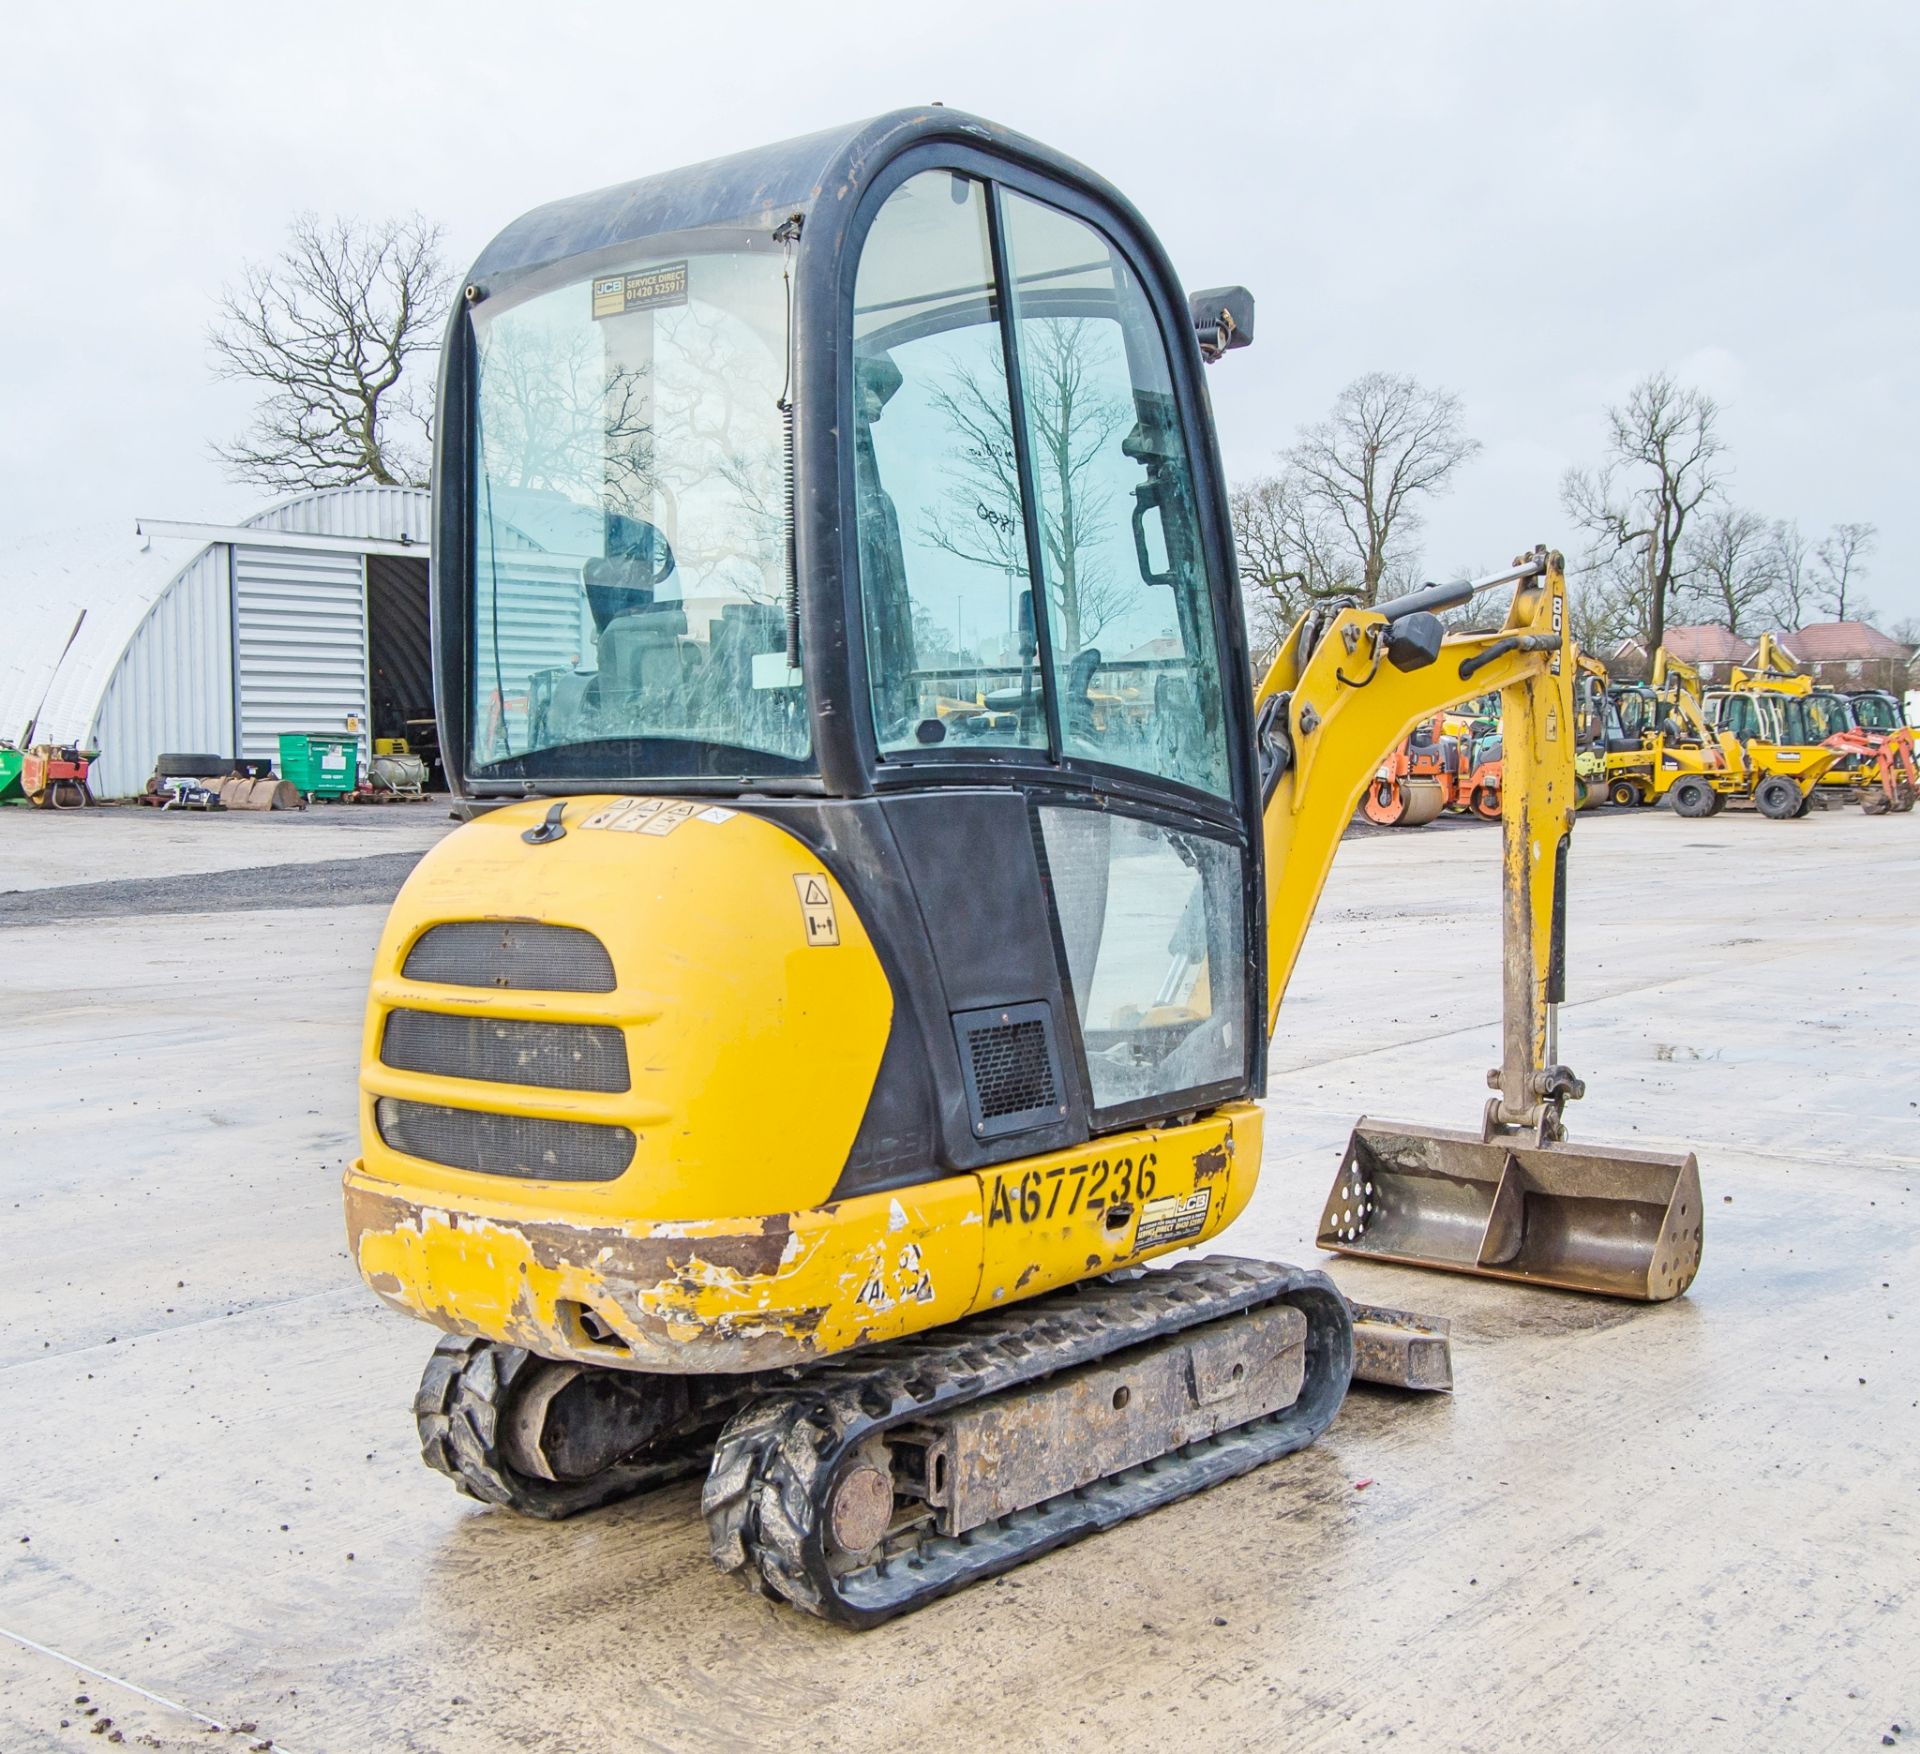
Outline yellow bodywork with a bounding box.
[347,550,1591,1369]
[346,797,1257,1372]
[1256,552,1574,1114]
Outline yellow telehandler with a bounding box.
[342,109,1703,1623]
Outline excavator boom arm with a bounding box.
[1268,551,1703,1299]
[1255,549,1577,1140]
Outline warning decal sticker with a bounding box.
[592,261,689,319]
[1132,1187,1212,1250]
[640,801,698,836]
[580,798,664,832]
[577,798,738,835]
[791,873,840,946]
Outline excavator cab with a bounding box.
[1850,690,1908,734]
[439,119,1264,1150]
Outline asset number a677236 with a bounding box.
[986,1153,1159,1227]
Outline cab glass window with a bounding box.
[1853,693,1900,733]
[1001,193,1232,799]
[468,239,808,776]
[1805,693,1852,738]
[1717,695,1759,740]
[1774,696,1817,744]
[853,173,1045,755]
[1039,807,1245,1113]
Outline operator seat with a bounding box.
[1065,648,1103,744]
[596,603,693,703]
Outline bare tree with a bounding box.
[1764,519,1814,629]
[1683,505,1778,636]
[210,213,452,490]
[1560,372,1723,654]
[1566,559,1640,664]
[1813,521,1877,622]
[477,325,655,502]
[1229,469,1355,654]
[1285,373,1481,604]
[923,317,1133,651]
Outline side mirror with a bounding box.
[1385,611,1445,673]
[1188,286,1255,360]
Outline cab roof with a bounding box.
[466,107,1125,288]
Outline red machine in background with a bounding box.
[1361,707,1504,827]
[1826,720,1919,814]
[15,743,94,809]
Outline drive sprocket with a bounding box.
[414,1334,710,1520]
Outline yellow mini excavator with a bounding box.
[344,109,1702,1624]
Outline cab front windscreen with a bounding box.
[467,236,809,779]
[1852,693,1903,733]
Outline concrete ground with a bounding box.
[0,803,1913,1753]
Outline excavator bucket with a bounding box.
[1318,1120,1703,1301]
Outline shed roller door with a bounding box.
[233,545,369,763]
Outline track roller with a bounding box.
[702,1257,1353,1626]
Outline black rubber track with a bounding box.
[702,1257,1354,1626]
[414,1334,711,1520]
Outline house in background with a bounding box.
[1610,621,1917,694]
[1609,624,1756,682]
[1775,622,1914,694]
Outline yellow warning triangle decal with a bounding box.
[802,878,829,905]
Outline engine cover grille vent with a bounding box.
[380,1009,630,1093]
[375,1097,634,1182]
[953,1002,1066,1139]
[402,922,615,992]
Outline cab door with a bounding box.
[846,159,1256,1132]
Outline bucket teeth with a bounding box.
[1318,1118,1703,1302]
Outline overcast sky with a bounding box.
[4,0,1915,624]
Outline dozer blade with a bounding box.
[1347,1301,1453,1391]
[1318,1119,1702,1301]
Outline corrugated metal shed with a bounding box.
[0,485,431,798]
[0,526,210,762]
[92,543,235,795]
[245,484,432,547]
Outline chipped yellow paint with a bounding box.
[345,1168,985,1372]
[346,1103,1264,1373]
[974,1108,1258,1308]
